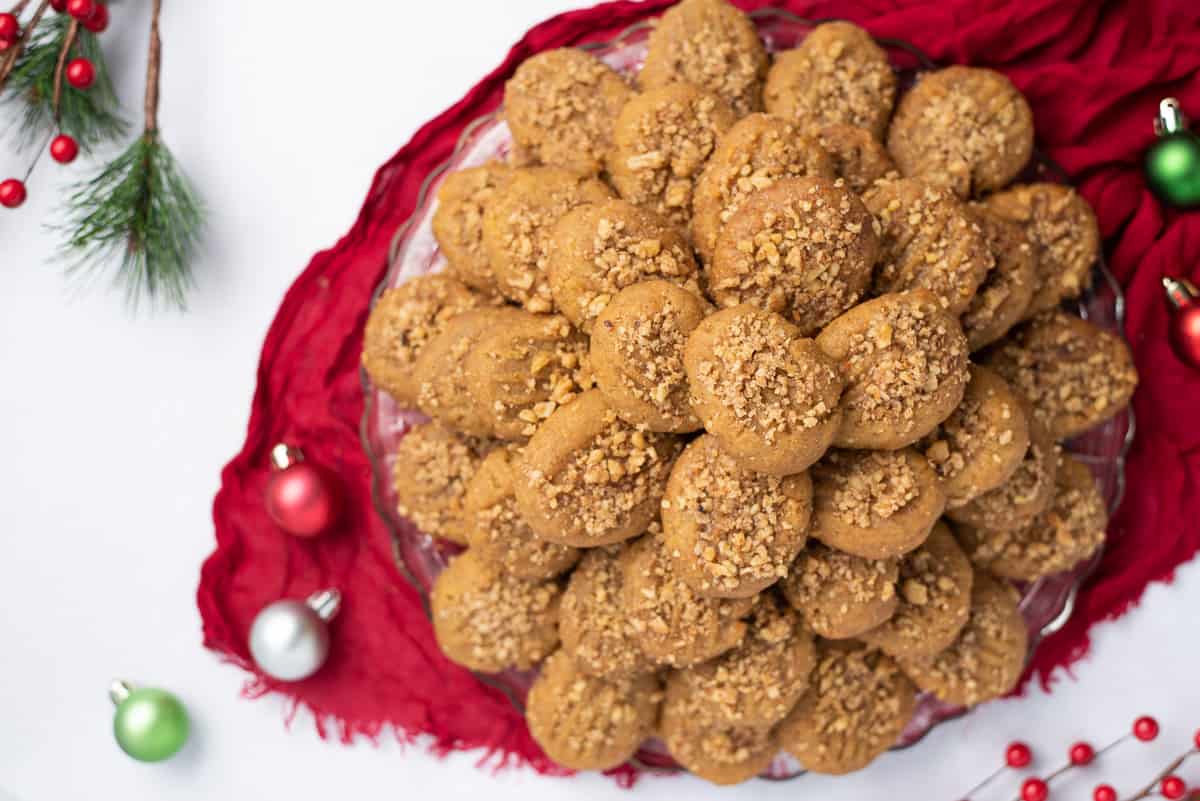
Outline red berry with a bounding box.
[49,134,79,164]
[50,0,68,11]
[66,58,95,89]
[1163,777,1187,800]
[1134,715,1160,741]
[0,37,13,52]
[66,0,96,20]
[1007,741,1033,768]
[1193,728,1200,750]
[1021,778,1050,801]
[0,12,19,39]
[0,178,27,209]
[82,2,107,32]
[1069,741,1095,766]
[1093,786,1117,801]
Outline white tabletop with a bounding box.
[2,2,1197,799]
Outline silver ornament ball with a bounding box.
[249,588,341,681]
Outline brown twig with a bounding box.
[144,0,161,134]
[0,0,49,89]
[1122,749,1198,801]
[51,17,77,120]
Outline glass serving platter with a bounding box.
[360,9,1136,780]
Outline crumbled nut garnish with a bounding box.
[559,547,653,678]
[817,123,897,194]
[815,449,919,529]
[613,300,695,426]
[782,543,898,637]
[960,203,1036,351]
[431,164,511,293]
[393,423,492,545]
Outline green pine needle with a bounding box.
[58,132,204,311]
[2,14,126,152]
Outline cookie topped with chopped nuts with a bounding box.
[781,542,899,639]
[817,123,897,194]
[960,203,1037,351]
[431,164,511,294]
[393,421,494,546]
[558,545,655,679]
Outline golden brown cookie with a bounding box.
[707,177,880,334]
[431,164,511,293]
[983,183,1100,314]
[462,311,591,440]
[526,649,660,771]
[362,274,488,407]
[662,434,813,599]
[590,280,710,433]
[639,0,768,117]
[816,290,970,450]
[666,595,815,728]
[921,365,1031,509]
[887,66,1033,198]
[513,391,683,547]
[764,21,896,139]
[809,448,945,560]
[684,305,844,475]
[863,177,992,315]
[817,124,897,194]
[463,448,581,580]
[548,198,699,333]
[984,310,1138,441]
[620,534,756,668]
[778,641,917,775]
[430,549,560,672]
[559,546,654,679]
[482,166,614,312]
[691,114,836,264]
[608,83,737,229]
[859,522,974,660]
[956,453,1106,581]
[897,571,1027,707]
[393,422,492,546]
[945,410,1059,530]
[503,48,631,176]
[660,680,779,785]
[961,203,1037,351]
[781,543,899,639]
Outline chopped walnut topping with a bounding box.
[393,422,492,545]
[559,547,653,678]
[431,164,511,293]
[816,449,919,529]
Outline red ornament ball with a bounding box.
[0,178,27,209]
[1006,741,1034,768]
[49,134,79,164]
[66,0,96,21]
[1163,776,1187,800]
[1021,778,1050,801]
[1069,741,1095,766]
[66,58,96,89]
[1134,715,1160,741]
[1170,295,1200,370]
[265,447,338,537]
[50,0,68,11]
[82,2,107,32]
[1094,786,1117,801]
[0,12,19,39]
[1194,727,1200,750]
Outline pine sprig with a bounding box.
[2,12,125,152]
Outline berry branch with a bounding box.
[50,15,75,117]
[0,0,50,86]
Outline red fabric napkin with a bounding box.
[199,0,1200,782]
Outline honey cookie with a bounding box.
[590,280,711,433]
[608,83,737,229]
[393,422,492,546]
[684,305,844,475]
[983,183,1100,314]
[559,546,654,679]
[945,410,1058,530]
[463,311,591,440]
[778,641,917,775]
[887,66,1033,198]
[764,21,896,139]
[526,649,660,771]
[639,0,768,117]
[809,448,945,560]
[781,543,899,639]
[503,48,632,176]
[984,310,1137,441]
[863,177,992,315]
[665,595,815,728]
[620,534,756,668]
[921,365,1031,509]
[430,548,561,672]
[463,448,581,580]
[482,166,614,312]
[956,453,1106,581]
[660,681,779,785]
[362,274,488,407]
[816,290,970,450]
[513,391,683,547]
[859,522,974,660]
[960,203,1037,351]
[548,198,699,333]
[817,124,897,194]
[897,571,1027,707]
[707,177,880,335]
[691,114,836,264]
[431,164,511,293]
[661,434,813,599]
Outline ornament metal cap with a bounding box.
[307,588,342,621]
[109,678,133,705]
[270,442,304,471]
[1163,275,1198,309]
[1155,98,1187,136]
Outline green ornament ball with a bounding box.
[1146,132,1200,208]
[112,684,190,762]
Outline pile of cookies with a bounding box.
[362,0,1138,784]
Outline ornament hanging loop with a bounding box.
[270,442,304,471]
[306,588,342,622]
[1155,98,1187,136]
[109,678,133,705]
[1163,276,1198,309]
